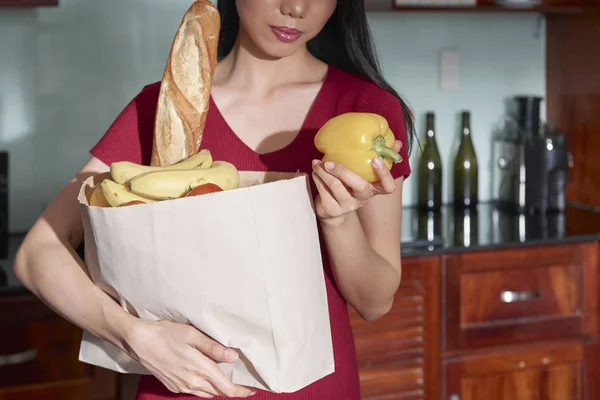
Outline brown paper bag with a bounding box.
[76,171,335,393]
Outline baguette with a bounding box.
[150,0,220,167]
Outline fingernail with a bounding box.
[224,348,239,362]
[373,157,385,169]
[312,159,320,167]
[324,162,335,171]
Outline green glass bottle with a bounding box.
[452,208,479,248]
[453,111,478,208]
[417,112,443,210]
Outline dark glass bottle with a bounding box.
[452,208,479,248]
[417,210,442,242]
[417,112,443,211]
[453,111,478,208]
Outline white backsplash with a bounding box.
[0,10,38,233]
[0,1,545,232]
[368,12,546,205]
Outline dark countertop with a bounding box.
[400,201,600,256]
[3,201,600,296]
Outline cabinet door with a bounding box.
[0,295,117,400]
[443,243,598,351]
[478,0,584,7]
[444,340,583,400]
[539,0,584,7]
[0,368,117,400]
[350,255,441,400]
[459,363,580,400]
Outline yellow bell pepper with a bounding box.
[314,112,402,183]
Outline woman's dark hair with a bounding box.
[216,0,415,154]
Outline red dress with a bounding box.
[90,64,411,400]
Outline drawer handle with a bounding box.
[0,349,37,367]
[500,290,541,303]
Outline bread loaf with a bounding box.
[150,0,220,167]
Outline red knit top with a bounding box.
[90,64,411,400]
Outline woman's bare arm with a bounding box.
[318,177,403,321]
[13,156,255,397]
[13,156,136,348]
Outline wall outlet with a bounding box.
[440,49,461,91]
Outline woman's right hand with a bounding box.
[124,319,256,398]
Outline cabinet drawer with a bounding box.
[443,243,598,351]
[0,296,89,388]
[460,265,579,328]
[443,339,584,400]
[358,364,424,400]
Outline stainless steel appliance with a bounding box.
[0,151,8,258]
[492,96,572,213]
[524,133,571,212]
[491,137,523,208]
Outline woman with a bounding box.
[14,0,413,398]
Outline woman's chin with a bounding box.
[255,40,306,60]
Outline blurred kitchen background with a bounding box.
[3,0,600,399]
[0,0,547,232]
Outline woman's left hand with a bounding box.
[312,140,402,221]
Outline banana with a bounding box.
[109,149,213,184]
[100,179,156,207]
[128,161,240,200]
[88,185,111,208]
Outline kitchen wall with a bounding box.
[0,0,545,232]
[0,10,38,234]
[370,12,546,205]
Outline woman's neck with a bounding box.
[213,31,327,95]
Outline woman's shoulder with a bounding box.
[137,81,162,105]
[326,64,411,177]
[326,65,401,112]
[90,81,162,166]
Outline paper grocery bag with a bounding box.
[76,171,335,393]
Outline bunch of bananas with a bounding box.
[88,149,240,207]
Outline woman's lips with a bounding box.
[270,26,302,43]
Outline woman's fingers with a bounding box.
[187,328,255,397]
[190,330,238,364]
[310,156,399,219]
[312,171,333,201]
[203,363,256,398]
[313,160,373,202]
[372,157,397,194]
[312,161,354,203]
[185,373,220,397]
[187,389,215,398]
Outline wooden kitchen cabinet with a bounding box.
[0,295,117,400]
[349,241,600,400]
[547,10,600,206]
[443,242,598,351]
[377,0,588,13]
[439,242,598,400]
[371,0,600,11]
[0,0,58,7]
[349,255,442,400]
[444,339,584,400]
[477,0,585,8]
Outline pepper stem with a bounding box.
[372,135,402,163]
